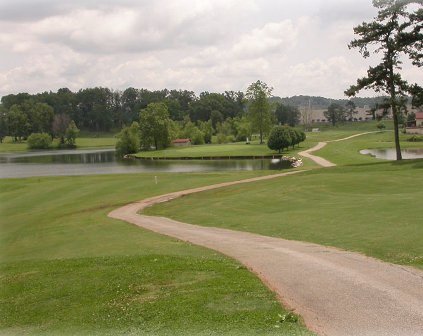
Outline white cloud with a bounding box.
[0,0,421,99]
[232,20,299,59]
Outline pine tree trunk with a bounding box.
[388,57,402,161]
[392,106,402,160]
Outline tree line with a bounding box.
[0,84,306,145]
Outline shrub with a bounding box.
[226,135,235,143]
[268,126,292,153]
[216,133,227,144]
[115,122,140,157]
[190,127,205,145]
[377,122,386,130]
[407,135,423,142]
[27,133,52,149]
[65,120,79,147]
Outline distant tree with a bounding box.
[345,100,357,120]
[65,120,80,147]
[190,127,205,145]
[52,114,71,144]
[267,126,292,153]
[410,84,423,108]
[27,133,52,149]
[29,102,54,133]
[275,103,300,126]
[234,116,252,142]
[115,122,140,157]
[198,120,213,143]
[1,93,31,109]
[377,122,386,130]
[345,0,423,160]
[324,103,346,126]
[139,102,172,150]
[210,110,224,129]
[7,105,30,141]
[407,111,416,125]
[288,128,301,149]
[246,80,273,144]
[298,129,306,144]
[0,106,8,143]
[180,119,205,145]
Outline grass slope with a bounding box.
[0,172,313,335]
[0,134,116,153]
[146,139,423,270]
[135,121,388,159]
[316,131,422,165]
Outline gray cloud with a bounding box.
[0,0,421,99]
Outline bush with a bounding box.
[65,120,79,147]
[376,122,386,130]
[27,133,52,149]
[216,133,227,144]
[190,127,205,145]
[115,122,140,157]
[267,126,292,153]
[226,135,235,143]
[407,135,423,142]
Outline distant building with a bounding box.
[406,112,423,135]
[416,112,423,127]
[171,138,191,147]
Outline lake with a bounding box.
[0,149,292,178]
[360,148,423,160]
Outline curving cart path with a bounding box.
[298,131,382,167]
[109,132,423,336]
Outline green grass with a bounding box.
[135,121,390,160]
[146,161,423,270]
[316,131,423,165]
[0,172,313,335]
[0,134,116,153]
[135,142,297,158]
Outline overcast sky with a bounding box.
[0,0,421,99]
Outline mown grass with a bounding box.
[135,121,388,159]
[0,135,116,153]
[135,141,305,158]
[0,172,313,335]
[146,160,423,269]
[316,131,423,165]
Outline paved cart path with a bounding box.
[109,132,423,336]
[298,131,381,167]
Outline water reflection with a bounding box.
[0,149,292,178]
[360,148,423,160]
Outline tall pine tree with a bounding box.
[345,0,422,160]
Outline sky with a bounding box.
[0,0,421,99]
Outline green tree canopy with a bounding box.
[139,102,172,150]
[267,126,292,153]
[52,114,71,144]
[65,120,80,147]
[275,103,300,126]
[324,103,346,126]
[7,105,29,141]
[345,0,423,160]
[0,105,8,143]
[115,121,140,156]
[246,80,273,144]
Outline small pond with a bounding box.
[360,148,423,160]
[0,149,292,178]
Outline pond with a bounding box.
[360,148,423,160]
[0,149,293,178]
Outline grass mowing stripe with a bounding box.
[146,160,423,269]
[0,172,314,335]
